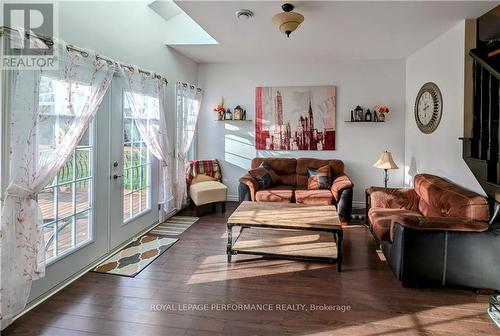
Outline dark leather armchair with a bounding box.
[367,174,500,290]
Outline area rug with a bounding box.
[92,234,178,277]
[149,215,199,237]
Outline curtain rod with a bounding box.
[177,81,202,93]
[0,26,168,84]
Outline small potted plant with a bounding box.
[375,105,390,122]
[213,98,225,120]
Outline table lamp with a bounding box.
[373,151,399,188]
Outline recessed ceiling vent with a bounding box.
[236,9,254,20]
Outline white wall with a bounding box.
[197,61,406,204]
[405,20,484,194]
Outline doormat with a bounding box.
[149,216,199,237]
[91,234,178,277]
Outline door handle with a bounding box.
[113,174,123,179]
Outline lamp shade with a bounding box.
[373,151,399,170]
[272,3,304,38]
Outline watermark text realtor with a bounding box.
[2,2,58,70]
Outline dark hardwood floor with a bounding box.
[4,202,498,335]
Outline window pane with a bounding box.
[57,183,74,219]
[57,217,73,255]
[43,224,55,261]
[132,191,141,216]
[75,148,91,179]
[36,76,94,263]
[122,92,154,223]
[139,143,147,162]
[140,188,149,211]
[58,152,74,184]
[140,164,149,188]
[75,211,90,245]
[79,126,91,147]
[123,193,131,220]
[75,180,91,213]
[39,188,56,222]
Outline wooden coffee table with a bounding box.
[226,201,344,271]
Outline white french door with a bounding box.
[109,78,159,248]
[28,76,160,303]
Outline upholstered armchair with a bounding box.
[366,174,500,290]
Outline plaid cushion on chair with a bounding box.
[249,167,273,189]
[186,159,222,185]
[308,165,332,190]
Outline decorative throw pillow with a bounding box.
[260,162,280,184]
[307,165,332,190]
[249,167,273,189]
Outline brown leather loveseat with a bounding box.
[239,158,354,223]
[367,173,500,290]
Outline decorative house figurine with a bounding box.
[373,110,379,122]
[354,105,364,122]
[224,108,233,120]
[365,108,372,121]
[233,105,243,120]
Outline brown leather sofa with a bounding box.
[367,173,500,290]
[239,158,354,223]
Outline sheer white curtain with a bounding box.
[118,66,173,213]
[175,83,202,210]
[0,35,114,328]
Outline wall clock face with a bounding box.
[414,82,443,134]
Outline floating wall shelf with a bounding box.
[216,119,253,122]
[344,121,385,123]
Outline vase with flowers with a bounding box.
[375,105,390,122]
[213,98,225,120]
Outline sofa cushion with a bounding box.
[367,187,419,211]
[279,174,297,186]
[295,188,333,205]
[189,181,227,206]
[369,208,423,242]
[252,158,296,175]
[259,162,280,184]
[249,167,273,189]
[307,165,332,190]
[413,174,489,221]
[296,158,344,187]
[255,185,294,203]
[296,158,344,175]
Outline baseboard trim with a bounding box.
[227,194,239,202]
[12,211,179,326]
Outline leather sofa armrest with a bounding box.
[331,174,354,202]
[391,215,490,234]
[367,187,419,211]
[239,174,260,201]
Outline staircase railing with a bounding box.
[463,49,499,200]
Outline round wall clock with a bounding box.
[414,82,443,134]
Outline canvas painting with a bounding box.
[255,86,336,151]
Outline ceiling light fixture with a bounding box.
[236,9,254,20]
[272,3,304,38]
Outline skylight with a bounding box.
[148,0,218,45]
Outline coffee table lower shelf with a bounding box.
[227,225,343,271]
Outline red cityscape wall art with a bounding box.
[255,86,336,151]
